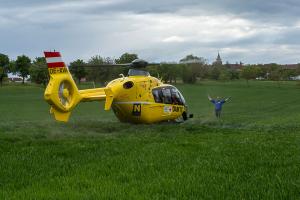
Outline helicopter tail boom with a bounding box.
[44,51,113,122]
[79,87,114,110]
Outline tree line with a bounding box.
[1,53,300,86]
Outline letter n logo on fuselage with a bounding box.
[132,103,141,116]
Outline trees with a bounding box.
[268,64,283,87]
[155,63,181,83]
[182,64,196,83]
[281,69,296,80]
[181,63,207,83]
[0,53,9,86]
[179,54,204,64]
[295,64,300,76]
[1,52,295,86]
[116,53,138,78]
[15,55,31,84]
[8,60,16,73]
[30,57,49,86]
[146,60,183,84]
[209,66,240,81]
[209,66,221,80]
[85,53,137,85]
[240,67,253,86]
[156,64,171,83]
[86,55,118,85]
[116,53,138,64]
[228,69,240,80]
[219,68,232,81]
[179,55,207,83]
[240,66,262,86]
[69,59,87,83]
[87,55,105,84]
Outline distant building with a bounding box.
[80,77,87,82]
[258,64,300,70]
[7,73,30,82]
[226,62,243,70]
[280,64,299,70]
[212,52,223,66]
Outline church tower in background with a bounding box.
[213,51,223,66]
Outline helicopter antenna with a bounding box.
[119,74,125,81]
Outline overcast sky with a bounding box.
[0,0,300,64]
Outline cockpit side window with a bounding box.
[171,88,183,105]
[152,89,163,103]
[161,88,172,104]
[177,90,186,105]
[152,86,185,105]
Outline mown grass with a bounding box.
[0,81,300,199]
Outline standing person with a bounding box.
[208,95,231,118]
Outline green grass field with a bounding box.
[0,81,300,199]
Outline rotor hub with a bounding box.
[62,88,70,98]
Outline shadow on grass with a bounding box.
[1,117,300,144]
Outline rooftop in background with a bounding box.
[280,64,300,69]
[7,73,30,80]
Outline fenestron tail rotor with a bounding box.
[58,81,72,107]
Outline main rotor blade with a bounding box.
[72,63,130,68]
[147,63,161,66]
[70,60,164,69]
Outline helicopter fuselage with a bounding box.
[106,75,187,123]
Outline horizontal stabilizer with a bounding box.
[104,87,114,110]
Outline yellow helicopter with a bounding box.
[44,51,193,123]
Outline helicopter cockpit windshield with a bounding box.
[152,86,186,105]
[128,69,150,76]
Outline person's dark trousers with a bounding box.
[215,109,221,118]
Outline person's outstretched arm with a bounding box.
[208,94,212,101]
[225,96,231,102]
[208,94,215,103]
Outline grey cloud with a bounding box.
[274,28,300,45]
[0,0,300,64]
[83,0,300,23]
[2,0,300,26]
